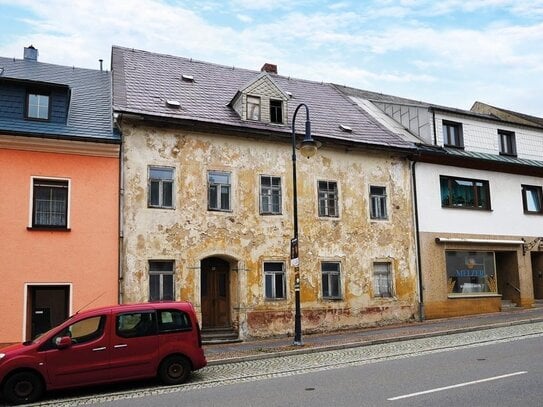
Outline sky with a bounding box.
[1,0,542,116]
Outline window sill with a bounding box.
[323,297,343,301]
[264,298,286,302]
[27,227,71,232]
[448,293,501,299]
[441,205,492,211]
[148,206,175,210]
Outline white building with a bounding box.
[338,86,543,319]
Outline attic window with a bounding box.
[247,96,261,121]
[270,100,283,124]
[182,74,194,82]
[26,92,50,120]
[339,124,352,132]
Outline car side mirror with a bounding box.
[55,336,73,349]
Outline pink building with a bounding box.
[0,47,120,344]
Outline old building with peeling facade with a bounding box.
[112,47,420,340]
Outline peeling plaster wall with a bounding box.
[120,121,418,339]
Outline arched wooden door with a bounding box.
[201,257,231,329]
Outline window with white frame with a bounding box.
[373,262,393,297]
[247,96,261,121]
[208,171,231,211]
[264,261,285,299]
[318,180,339,217]
[32,178,69,228]
[369,186,388,220]
[498,130,516,156]
[260,175,282,214]
[322,262,341,299]
[149,260,174,301]
[148,167,174,208]
[26,92,50,120]
[442,120,463,148]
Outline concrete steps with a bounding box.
[202,327,241,344]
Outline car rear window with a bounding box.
[158,309,192,333]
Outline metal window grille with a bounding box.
[32,179,68,227]
[373,262,393,297]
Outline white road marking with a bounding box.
[388,371,527,401]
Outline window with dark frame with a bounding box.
[247,95,261,121]
[442,120,464,148]
[149,260,174,301]
[318,180,339,217]
[322,262,341,299]
[440,175,491,210]
[498,130,517,156]
[149,167,174,208]
[264,261,285,299]
[522,185,543,214]
[370,186,388,220]
[260,175,282,214]
[208,171,231,211]
[26,92,50,120]
[373,262,393,297]
[32,178,69,228]
[270,99,283,124]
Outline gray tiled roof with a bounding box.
[111,46,414,151]
[0,56,118,142]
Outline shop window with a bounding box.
[446,251,497,294]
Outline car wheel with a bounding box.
[3,371,44,405]
[158,355,191,385]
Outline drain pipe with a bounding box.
[411,159,424,321]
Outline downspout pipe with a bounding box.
[431,107,437,145]
[411,159,424,321]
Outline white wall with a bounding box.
[416,162,543,236]
[435,112,543,161]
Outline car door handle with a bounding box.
[92,346,107,352]
[114,344,128,349]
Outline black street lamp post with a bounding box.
[291,103,320,346]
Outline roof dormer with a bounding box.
[230,71,289,125]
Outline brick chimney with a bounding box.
[24,45,38,61]
[261,63,277,74]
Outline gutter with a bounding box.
[411,159,424,322]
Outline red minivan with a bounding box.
[0,301,207,404]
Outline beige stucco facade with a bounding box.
[119,120,419,339]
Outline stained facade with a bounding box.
[113,46,420,339]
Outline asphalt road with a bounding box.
[94,334,543,407]
[7,322,543,406]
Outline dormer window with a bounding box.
[247,96,261,121]
[26,92,50,120]
[270,99,283,124]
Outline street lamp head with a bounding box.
[299,137,320,158]
[298,118,321,158]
